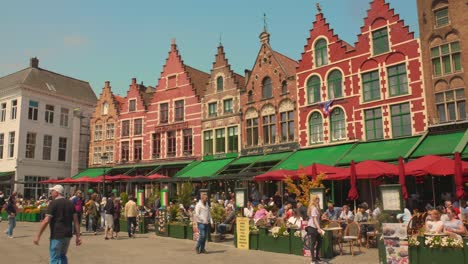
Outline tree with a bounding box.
[283,169,325,206]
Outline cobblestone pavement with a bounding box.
[0,222,378,264]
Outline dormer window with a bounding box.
[217,76,224,92]
[314,39,328,67]
[434,7,449,28]
[372,28,389,55]
[129,99,136,112]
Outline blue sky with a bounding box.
[0,0,418,96]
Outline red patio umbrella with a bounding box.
[147,173,170,180]
[398,157,408,200]
[302,163,349,180]
[253,169,297,181]
[405,155,456,176]
[55,178,75,184]
[348,160,359,201]
[354,160,399,179]
[107,174,132,182]
[454,152,465,199]
[72,176,103,183]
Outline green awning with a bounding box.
[176,158,235,178]
[230,155,263,166]
[337,137,421,165]
[274,143,355,170]
[410,131,465,158]
[0,171,14,178]
[255,152,292,163]
[174,160,202,177]
[72,168,112,179]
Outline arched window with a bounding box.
[262,77,272,99]
[217,76,223,91]
[102,102,109,115]
[327,70,343,99]
[315,39,328,67]
[330,108,346,141]
[281,81,287,94]
[309,112,323,144]
[307,76,321,104]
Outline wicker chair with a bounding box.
[342,222,361,256]
[366,228,378,248]
[328,221,343,255]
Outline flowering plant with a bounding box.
[408,236,420,247]
[249,225,259,234]
[425,236,463,248]
[270,226,289,238]
[294,231,301,238]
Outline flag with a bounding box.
[322,99,334,117]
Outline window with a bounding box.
[129,99,136,112]
[152,133,161,158]
[167,131,176,157]
[203,131,213,155]
[43,135,52,160]
[248,91,253,102]
[315,39,328,67]
[391,103,411,137]
[160,103,168,123]
[431,42,462,76]
[175,100,184,121]
[217,76,224,91]
[208,102,217,117]
[11,100,17,120]
[365,108,383,140]
[0,103,5,122]
[307,76,321,104]
[94,124,103,141]
[134,119,143,135]
[436,88,466,123]
[372,28,389,55]
[280,111,294,142]
[330,108,346,141]
[183,129,193,155]
[28,100,39,120]
[362,70,381,101]
[93,146,102,165]
[434,8,449,27]
[281,81,287,94]
[133,140,142,160]
[45,105,54,124]
[106,146,114,163]
[388,64,408,96]
[106,123,115,139]
[227,126,238,153]
[8,132,14,158]
[102,102,109,115]
[23,176,48,200]
[223,99,233,114]
[0,133,3,159]
[58,137,67,161]
[215,129,225,153]
[328,70,343,99]
[25,132,36,159]
[121,142,129,161]
[309,112,323,144]
[246,118,259,146]
[121,120,130,137]
[60,108,69,127]
[263,114,276,145]
[262,77,272,99]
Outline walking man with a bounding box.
[33,185,82,263]
[194,193,213,254]
[124,196,138,238]
[104,192,115,240]
[5,194,16,238]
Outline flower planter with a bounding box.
[168,224,187,239]
[261,234,291,254]
[138,218,148,234]
[249,233,259,250]
[419,247,464,264]
[378,236,387,264]
[28,213,40,222]
[120,219,128,233]
[289,230,303,256]
[16,212,23,221]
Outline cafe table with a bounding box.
[322,227,343,258]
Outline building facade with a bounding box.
[0,58,96,197]
[297,0,426,147]
[417,0,468,128]
[201,45,244,159]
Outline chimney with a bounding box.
[132,78,137,85]
[30,57,39,68]
[244,70,251,83]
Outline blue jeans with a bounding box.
[196,223,210,251]
[50,237,71,264]
[7,216,16,236]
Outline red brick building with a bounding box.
[240,30,299,155]
[297,0,426,147]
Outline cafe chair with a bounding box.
[366,229,378,248]
[407,215,423,236]
[328,221,343,255]
[343,222,361,256]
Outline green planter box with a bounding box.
[120,219,128,233]
[186,225,194,240]
[409,246,419,264]
[378,236,386,264]
[419,247,464,264]
[249,233,259,250]
[31,213,40,222]
[24,213,31,222]
[290,231,303,256]
[1,212,7,220]
[138,218,148,234]
[261,234,290,254]
[16,212,23,221]
[168,224,187,239]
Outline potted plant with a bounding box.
[249,225,259,250]
[210,201,226,242]
[168,204,187,239]
[259,224,291,254]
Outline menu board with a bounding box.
[236,217,250,250]
[380,185,403,212]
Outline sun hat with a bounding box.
[49,185,64,194]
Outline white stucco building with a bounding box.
[0,58,96,198]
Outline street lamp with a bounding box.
[101,154,108,196]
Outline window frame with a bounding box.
[327,70,343,99]
[431,42,462,77]
[223,98,233,114]
[45,104,54,124]
[0,102,6,122]
[262,77,273,99]
[208,102,217,117]
[166,131,176,157]
[60,108,69,127]
[106,123,115,139]
[58,137,67,161]
[133,118,143,136]
[174,100,184,121]
[183,129,193,155]
[129,99,136,112]
[364,107,383,140]
[435,88,466,123]
[387,64,408,97]
[0,133,3,159]
[94,123,103,141]
[42,135,52,161]
[216,76,224,92]
[203,130,213,156]
[372,27,390,55]
[227,126,238,153]
[280,110,294,142]
[246,118,259,146]
[160,103,169,124]
[307,76,322,104]
[434,7,449,28]
[28,100,39,121]
[262,114,276,145]
[362,70,381,102]
[10,100,17,120]
[121,120,130,137]
[8,132,15,158]
[133,140,142,161]
[330,108,346,141]
[25,132,36,159]
[391,103,412,138]
[121,141,130,161]
[314,38,328,67]
[152,133,161,158]
[309,112,323,144]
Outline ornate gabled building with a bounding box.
[240,29,299,155]
[201,45,245,158]
[297,0,426,148]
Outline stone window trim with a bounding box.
[330,107,346,142]
[371,26,390,56]
[308,111,324,145]
[314,38,329,68]
[327,69,344,99]
[433,6,449,28]
[306,75,322,105]
[364,107,384,141]
[431,41,462,77]
[435,88,466,123]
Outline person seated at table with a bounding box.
[267,206,279,225]
[254,204,268,224]
[217,209,236,237]
[322,202,340,221]
[396,208,412,225]
[444,207,466,237]
[356,203,373,242]
[243,201,254,219]
[282,203,293,221]
[425,209,444,233]
[339,205,354,228]
[287,209,303,229]
[445,200,461,220]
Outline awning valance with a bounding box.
[175,158,235,179]
[72,168,112,179]
[410,131,465,158]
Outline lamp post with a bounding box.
[101,154,108,196]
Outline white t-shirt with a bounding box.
[307,207,320,228]
[287,216,303,228]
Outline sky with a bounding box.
[0,0,419,96]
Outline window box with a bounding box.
[289,229,304,255]
[258,227,290,254]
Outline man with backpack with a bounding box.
[70,190,84,234]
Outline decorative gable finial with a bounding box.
[263,13,268,32]
[219,33,222,46]
[316,3,322,13]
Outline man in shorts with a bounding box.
[104,192,115,240]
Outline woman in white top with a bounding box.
[444,207,466,237]
[307,195,324,264]
[425,209,444,233]
[287,209,303,229]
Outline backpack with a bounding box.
[72,197,83,213]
